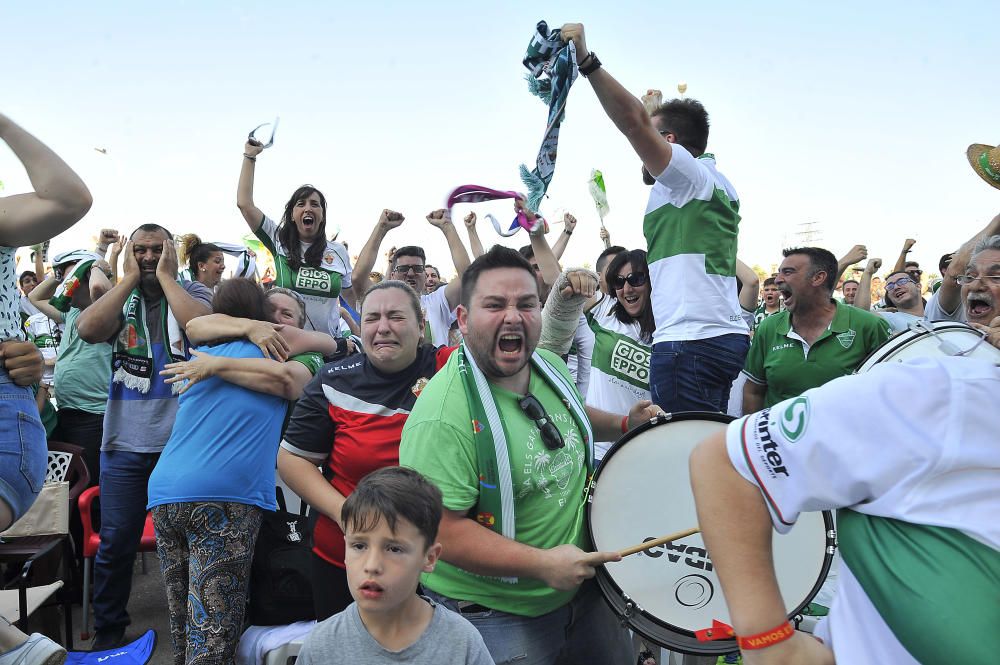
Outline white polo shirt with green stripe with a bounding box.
[726,357,1000,663]
[646,146,748,343]
[255,215,352,337]
[584,295,651,459]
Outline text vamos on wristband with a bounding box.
[737,621,794,650]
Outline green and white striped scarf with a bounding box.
[457,343,593,582]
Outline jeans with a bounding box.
[423,580,632,665]
[0,369,47,523]
[650,334,750,413]
[92,449,160,632]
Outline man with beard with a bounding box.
[399,245,659,665]
[743,247,890,412]
[76,224,212,651]
[754,277,783,328]
[559,22,750,413]
[856,259,927,333]
[352,209,471,347]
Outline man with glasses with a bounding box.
[925,213,1000,322]
[400,245,658,665]
[855,259,927,333]
[743,247,890,412]
[352,209,472,346]
[558,23,750,414]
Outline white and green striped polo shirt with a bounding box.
[646,146,748,344]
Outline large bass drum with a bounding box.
[587,412,835,656]
[857,319,1000,372]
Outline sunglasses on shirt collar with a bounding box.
[518,393,564,450]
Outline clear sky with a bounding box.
[3,0,998,277]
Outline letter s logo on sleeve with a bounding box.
[777,396,810,443]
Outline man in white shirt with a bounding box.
[691,351,1000,664]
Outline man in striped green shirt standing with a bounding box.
[562,23,750,413]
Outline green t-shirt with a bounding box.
[54,308,113,414]
[744,301,891,407]
[400,349,589,617]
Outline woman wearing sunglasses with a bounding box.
[856,259,926,333]
[582,249,655,461]
[238,139,353,338]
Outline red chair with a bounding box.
[77,485,157,640]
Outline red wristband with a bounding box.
[621,415,629,434]
[737,621,794,650]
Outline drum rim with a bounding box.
[856,321,983,372]
[586,411,837,654]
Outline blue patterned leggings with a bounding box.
[151,502,262,665]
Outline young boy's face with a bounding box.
[344,514,442,614]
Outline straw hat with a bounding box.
[967,143,1000,190]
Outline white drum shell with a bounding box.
[589,416,831,648]
[857,322,1000,372]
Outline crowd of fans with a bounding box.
[2,20,999,665]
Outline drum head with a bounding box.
[588,412,834,655]
[858,321,1000,372]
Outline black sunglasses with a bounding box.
[392,264,425,275]
[518,393,564,450]
[612,271,648,290]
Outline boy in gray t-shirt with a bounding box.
[296,468,493,665]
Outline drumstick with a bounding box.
[617,527,701,557]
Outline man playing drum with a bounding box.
[742,247,891,412]
[400,246,659,665]
[690,335,1000,662]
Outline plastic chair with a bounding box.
[78,485,157,640]
[263,640,302,665]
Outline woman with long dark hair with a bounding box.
[237,139,352,336]
[585,249,654,460]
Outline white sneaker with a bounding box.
[0,633,66,665]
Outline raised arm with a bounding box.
[549,213,577,260]
[351,210,404,305]
[27,275,64,324]
[464,212,485,258]
[155,240,211,328]
[539,269,600,356]
[836,244,868,284]
[519,200,561,291]
[236,140,266,233]
[599,225,611,249]
[891,238,916,274]
[937,211,1000,315]
[736,258,760,312]
[428,209,472,310]
[0,112,93,245]
[559,24,673,178]
[856,258,881,311]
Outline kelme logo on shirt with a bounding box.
[778,396,810,443]
[836,328,856,349]
[295,266,331,293]
[610,338,650,385]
